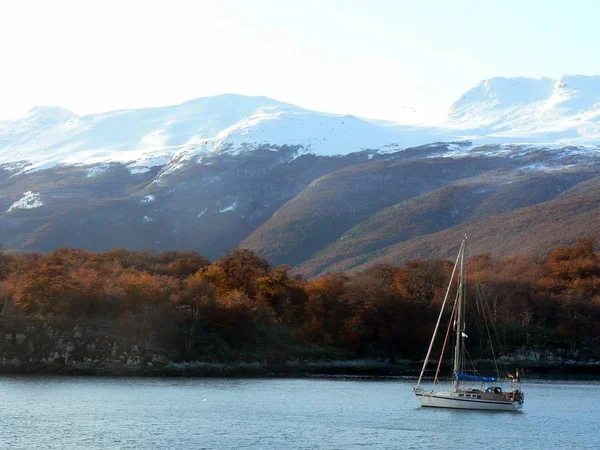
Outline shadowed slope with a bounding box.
[241,157,511,266]
[313,175,600,275]
[297,169,596,277]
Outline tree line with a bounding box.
[0,238,598,362]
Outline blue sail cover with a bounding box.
[455,371,497,382]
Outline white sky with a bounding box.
[1,0,599,123]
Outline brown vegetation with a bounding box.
[0,239,599,364]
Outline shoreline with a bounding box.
[1,358,600,377]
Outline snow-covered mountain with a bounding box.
[2,76,599,174]
[0,95,289,171]
[445,75,600,144]
[0,94,437,173]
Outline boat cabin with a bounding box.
[485,387,503,394]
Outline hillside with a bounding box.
[241,156,514,266]
[0,78,599,272]
[323,175,600,274]
[297,168,597,277]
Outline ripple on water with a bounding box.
[0,376,599,449]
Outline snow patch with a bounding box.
[126,152,172,174]
[205,107,402,158]
[85,165,109,178]
[140,195,155,204]
[7,191,43,212]
[129,167,150,174]
[0,161,31,173]
[519,163,576,173]
[219,200,237,213]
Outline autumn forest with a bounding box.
[0,238,599,373]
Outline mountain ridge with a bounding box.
[2,74,600,174]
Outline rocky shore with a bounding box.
[1,355,600,378]
[1,318,599,377]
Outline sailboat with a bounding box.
[413,236,524,411]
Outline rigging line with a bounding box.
[481,292,506,358]
[464,346,479,376]
[478,285,502,379]
[468,279,491,354]
[477,284,505,366]
[396,384,418,417]
[434,290,458,384]
[467,289,487,345]
[415,240,463,388]
[469,258,505,378]
[471,262,506,353]
[469,261,497,349]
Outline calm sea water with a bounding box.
[0,375,598,449]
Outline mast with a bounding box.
[453,236,466,391]
[414,242,462,389]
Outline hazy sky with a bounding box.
[1,0,599,122]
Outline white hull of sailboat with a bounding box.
[414,392,522,412]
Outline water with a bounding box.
[0,375,598,449]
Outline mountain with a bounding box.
[1,95,291,171]
[0,78,599,274]
[445,75,600,143]
[0,107,79,153]
[3,76,599,173]
[0,94,440,173]
[240,156,514,266]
